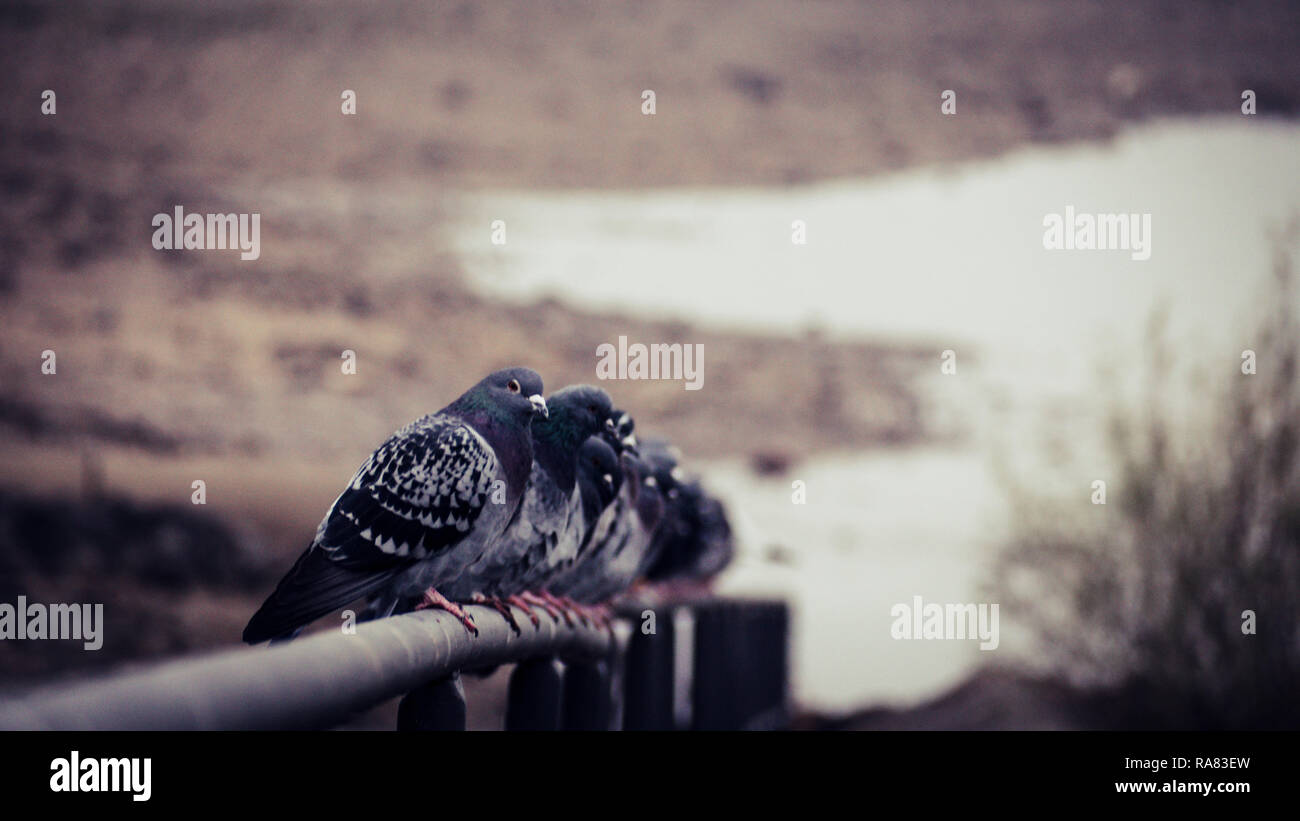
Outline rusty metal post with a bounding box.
[397,672,466,731]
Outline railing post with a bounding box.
[622,606,675,730]
[397,673,466,731]
[561,660,611,730]
[505,658,563,730]
[691,600,791,730]
[691,600,736,730]
[738,604,763,726]
[761,601,791,729]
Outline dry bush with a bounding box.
[994,228,1300,729]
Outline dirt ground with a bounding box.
[1,0,1297,713]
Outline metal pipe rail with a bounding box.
[0,604,610,730]
[0,597,788,731]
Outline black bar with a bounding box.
[505,658,563,731]
[561,660,611,731]
[397,673,467,731]
[622,606,676,730]
[692,601,736,730]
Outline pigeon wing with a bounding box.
[317,417,499,566]
[242,417,498,643]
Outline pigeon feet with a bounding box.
[542,591,584,628]
[505,595,543,628]
[559,594,604,629]
[517,589,564,620]
[539,591,591,628]
[581,602,614,630]
[415,587,478,636]
[471,593,523,636]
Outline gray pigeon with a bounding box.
[554,446,668,606]
[634,437,691,580]
[439,384,616,626]
[242,367,547,643]
[645,471,735,585]
[575,436,623,537]
[542,435,625,598]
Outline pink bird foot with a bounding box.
[519,591,566,625]
[539,591,589,628]
[584,602,614,630]
[415,587,478,636]
[506,595,543,629]
[471,593,523,636]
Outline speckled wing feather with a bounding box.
[316,416,500,566]
[242,415,499,643]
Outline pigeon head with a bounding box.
[534,384,615,452]
[607,407,638,453]
[625,454,665,530]
[527,385,614,490]
[647,479,728,583]
[639,437,683,502]
[451,367,547,425]
[577,436,622,523]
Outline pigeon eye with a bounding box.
[507,379,521,394]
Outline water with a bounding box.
[451,118,1298,404]
[702,449,1011,712]
[445,119,1300,713]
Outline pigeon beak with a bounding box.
[602,473,614,491]
[529,394,549,418]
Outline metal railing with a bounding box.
[0,597,789,731]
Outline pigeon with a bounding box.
[635,436,735,591]
[645,476,735,585]
[242,367,547,644]
[543,435,626,598]
[438,384,616,625]
[609,407,639,452]
[628,437,685,577]
[543,410,638,597]
[555,447,669,606]
[689,492,735,579]
[575,436,623,540]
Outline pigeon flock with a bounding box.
[242,368,733,643]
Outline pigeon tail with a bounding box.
[242,546,405,644]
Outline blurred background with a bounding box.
[1,0,1298,729]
